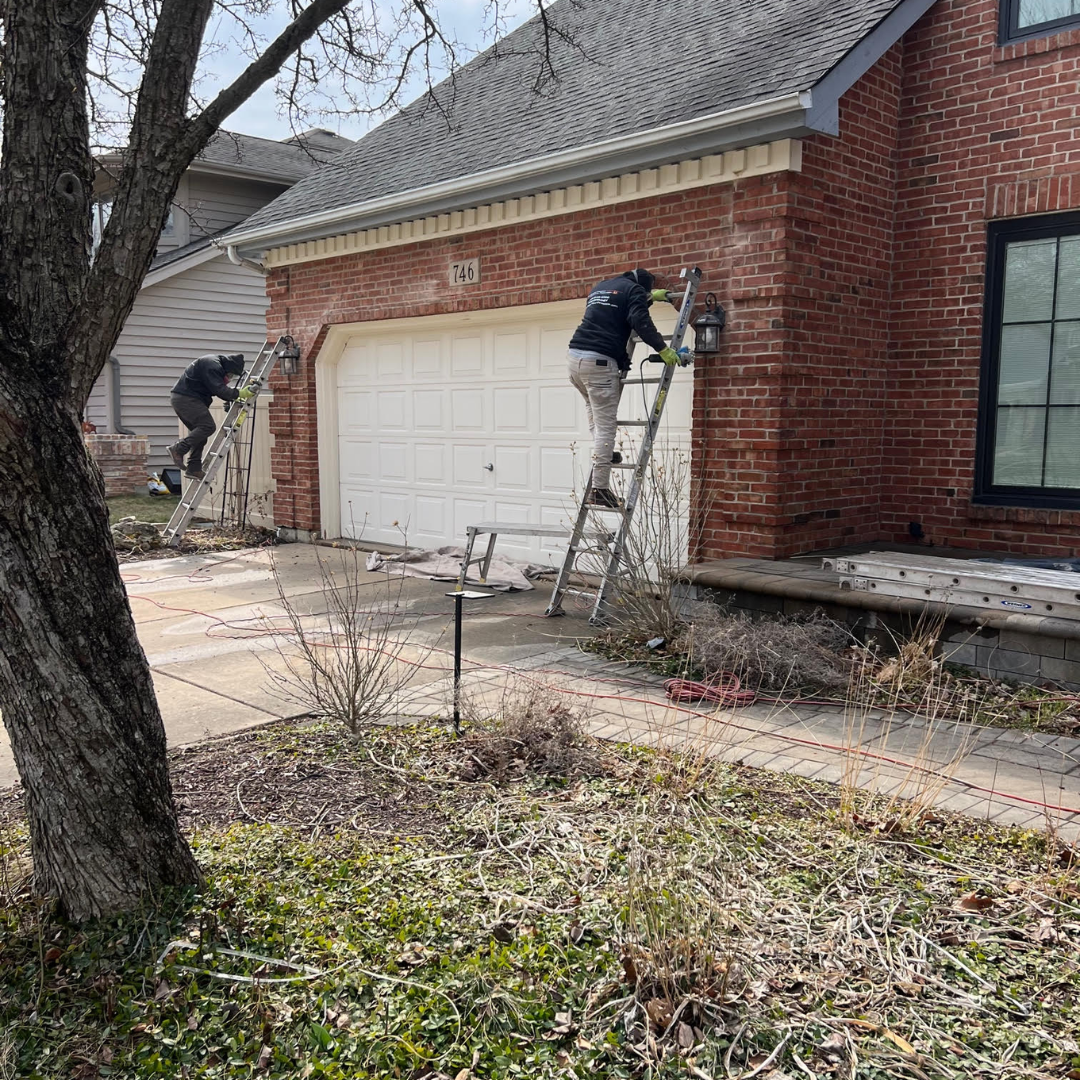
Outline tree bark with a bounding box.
[0,369,202,920]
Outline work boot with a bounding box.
[167,444,185,468]
[585,487,623,509]
[185,464,205,480]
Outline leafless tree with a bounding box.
[0,0,562,921]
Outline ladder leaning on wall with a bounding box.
[161,335,294,548]
[457,266,702,626]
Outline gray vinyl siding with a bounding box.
[184,174,289,238]
[87,255,273,489]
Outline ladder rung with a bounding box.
[617,420,649,427]
[624,378,663,385]
[610,462,640,470]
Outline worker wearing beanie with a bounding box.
[567,269,680,508]
[167,352,251,480]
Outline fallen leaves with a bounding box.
[959,892,995,912]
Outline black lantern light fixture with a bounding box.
[279,335,300,376]
[693,293,727,356]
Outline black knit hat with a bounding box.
[625,268,655,292]
[219,353,245,376]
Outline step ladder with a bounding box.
[545,266,702,623]
[162,336,294,547]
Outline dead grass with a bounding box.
[458,683,604,782]
[690,607,855,693]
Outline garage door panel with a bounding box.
[413,390,444,431]
[539,446,574,495]
[453,498,488,540]
[376,390,407,430]
[452,444,490,486]
[415,443,447,484]
[493,331,529,374]
[494,446,530,490]
[332,307,691,562]
[339,486,374,538]
[539,328,568,373]
[540,385,579,433]
[378,442,408,482]
[339,439,373,480]
[493,387,530,431]
[339,389,371,433]
[451,388,484,431]
[451,335,484,376]
[376,342,406,378]
[413,338,442,378]
[413,496,447,544]
[378,492,410,532]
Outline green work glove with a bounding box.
[650,288,671,303]
[237,386,255,401]
[659,347,680,366]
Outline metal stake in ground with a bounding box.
[445,589,495,735]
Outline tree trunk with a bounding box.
[0,368,201,920]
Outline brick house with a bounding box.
[226,0,1080,563]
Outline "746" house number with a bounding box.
[449,258,481,286]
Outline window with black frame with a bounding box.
[1001,0,1080,41]
[976,214,1080,507]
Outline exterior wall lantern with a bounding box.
[693,293,727,356]
[279,336,301,376]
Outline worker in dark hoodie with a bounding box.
[567,268,679,508]
[167,353,253,479]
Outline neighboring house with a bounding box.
[223,0,1080,563]
[86,128,352,480]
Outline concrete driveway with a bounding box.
[0,544,594,788]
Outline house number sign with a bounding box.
[449,257,481,286]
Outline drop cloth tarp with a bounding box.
[365,546,546,591]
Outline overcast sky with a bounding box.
[194,0,539,143]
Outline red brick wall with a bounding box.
[264,187,741,536]
[885,0,1080,556]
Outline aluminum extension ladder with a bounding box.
[546,266,701,622]
[162,336,294,547]
[457,266,702,625]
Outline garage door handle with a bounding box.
[484,463,494,471]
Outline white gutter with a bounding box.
[224,242,270,275]
[225,90,814,254]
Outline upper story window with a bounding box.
[975,213,1080,508]
[1001,0,1080,41]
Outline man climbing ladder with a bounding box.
[567,268,681,508]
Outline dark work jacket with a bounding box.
[171,355,241,407]
[568,275,667,371]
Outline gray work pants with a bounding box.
[170,393,216,469]
[568,353,624,489]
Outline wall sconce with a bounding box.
[279,335,300,376]
[693,293,727,356]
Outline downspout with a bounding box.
[108,354,137,435]
[226,243,268,276]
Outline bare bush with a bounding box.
[265,543,433,735]
[459,683,598,781]
[690,608,854,692]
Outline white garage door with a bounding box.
[330,302,691,565]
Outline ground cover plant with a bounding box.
[2,718,1078,1079]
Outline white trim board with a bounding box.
[266,140,801,269]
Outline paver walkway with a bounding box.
[402,646,1080,843]
[1,546,1077,843]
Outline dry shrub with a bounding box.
[459,684,598,782]
[690,608,854,693]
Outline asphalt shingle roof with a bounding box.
[195,128,353,183]
[238,0,907,237]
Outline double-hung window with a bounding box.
[976,214,1080,507]
[1000,0,1080,41]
